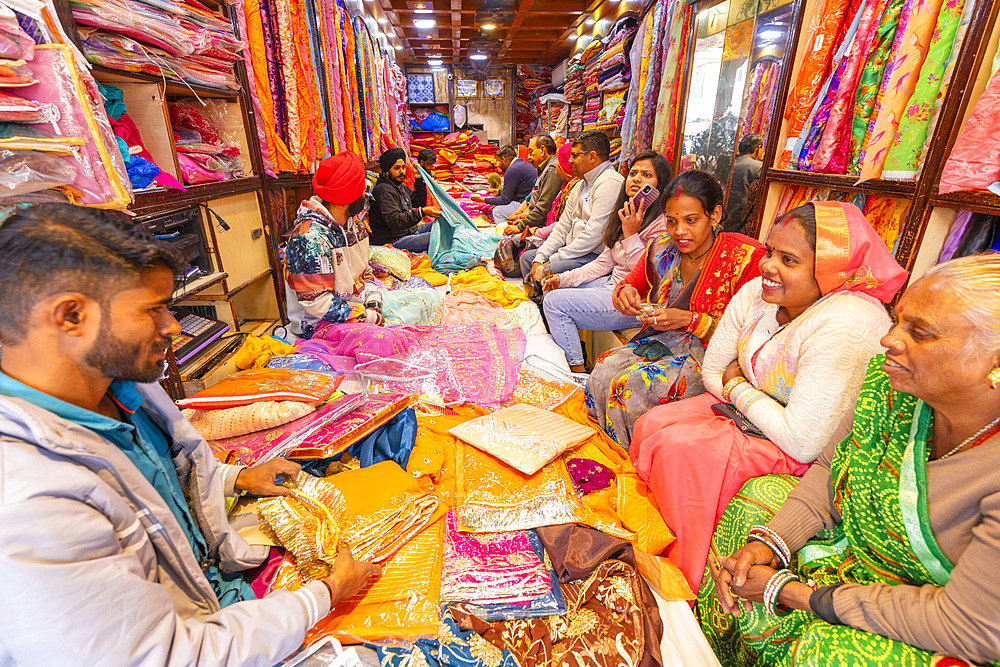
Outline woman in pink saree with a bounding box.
[629,201,907,593]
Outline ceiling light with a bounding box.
[759,29,782,39]
[584,17,594,25]
[470,53,488,60]
[481,22,496,30]
[413,18,436,29]
[428,58,443,66]
[394,43,403,50]
[415,2,425,6]
[415,8,432,12]
[378,16,387,24]
[425,34,433,39]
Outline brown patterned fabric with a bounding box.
[452,523,663,667]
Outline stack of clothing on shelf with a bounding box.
[564,57,585,103]
[73,0,241,91]
[516,65,548,138]
[597,18,636,95]
[169,99,245,185]
[569,104,584,134]
[409,130,501,186]
[582,39,603,129]
[0,3,130,209]
[780,0,976,181]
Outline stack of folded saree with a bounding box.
[564,58,585,103]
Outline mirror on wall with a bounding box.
[679,0,794,229]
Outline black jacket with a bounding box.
[412,174,428,209]
[370,174,423,245]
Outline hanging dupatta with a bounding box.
[651,0,690,158]
[778,0,856,168]
[807,0,890,172]
[243,0,295,171]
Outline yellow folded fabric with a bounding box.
[259,463,444,581]
[233,334,295,370]
[449,266,529,308]
[410,253,448,286]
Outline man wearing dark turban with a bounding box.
[369,147,440,251]
[283,151,385,339]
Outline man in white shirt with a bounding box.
[521,130,625,282]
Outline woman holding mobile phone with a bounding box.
[540,151,673,372]
[585,170,765,448]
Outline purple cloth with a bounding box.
[566,458,615,494]
[485,157,537,206]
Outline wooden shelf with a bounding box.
[267,173,315,188]
[170,271,227,305]
[930,188,1000,215]
[90,65,240,100]
[131,177,261,215]
[764,169,917,198]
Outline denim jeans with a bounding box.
[391,221,434,253]
[542,276,641,366]
[518,247,601,281]
[491,200,522,225]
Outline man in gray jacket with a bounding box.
[0,204,377,666]
[521,130,625,282]
[502,134,561,236]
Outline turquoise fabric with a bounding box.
[417,164,500,274]
[0,372,255,607]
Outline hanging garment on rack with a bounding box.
[883,0,971,179]
[417,164,500,274]
[857,0,947,181]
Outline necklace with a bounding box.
[938,414,1000,459]
[685,234,716,265]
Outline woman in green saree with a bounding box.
[700,253,1000,667]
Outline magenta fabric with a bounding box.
[565,458,615,494]
[249,547,285,598]
[308,322,526,404]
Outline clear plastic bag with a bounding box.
[0,148,76,197]
[355,348,464,406]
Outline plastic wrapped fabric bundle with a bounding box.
[287,393,412,461]
[449,404,594,476]
[266,353,334,371]
[21,44,131,207]
[207,392,369,465]
[0,148,75,197]
[368,245,411,280]
[440,511,568,621]
[355,348,464,407]
[176,368,341,410]
[181,400,316,441]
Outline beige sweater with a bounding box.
[767,434,1000,664]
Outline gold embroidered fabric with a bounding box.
[259,463,443,581]
[455,437,586,533]
[452,559,649,667]
[482,369,582,414]
[449,404,594,476]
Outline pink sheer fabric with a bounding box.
[440,511,551,605]
[441,291,518,328]
[308,322,526,404]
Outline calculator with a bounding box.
[169,307,231,366]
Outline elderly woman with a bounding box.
[703,253,1000,667]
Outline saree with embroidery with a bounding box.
[698,360,983,667]
[585,231,765,449]
[629,201,907,593]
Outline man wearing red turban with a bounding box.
[283,151,384,339]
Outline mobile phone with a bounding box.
[632,183,659,211]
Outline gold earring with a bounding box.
[989,368,1000,390]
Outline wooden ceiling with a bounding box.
[366,0,649,66]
